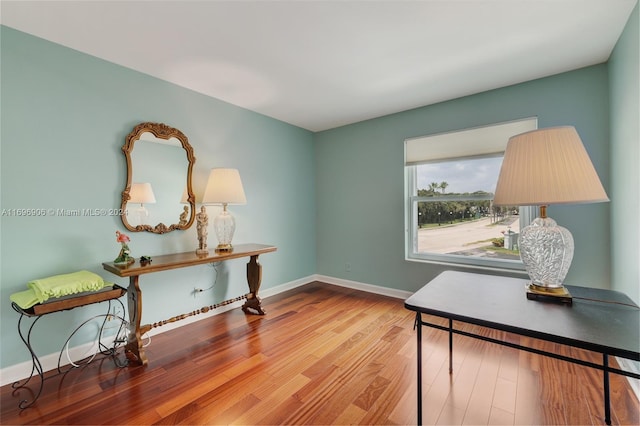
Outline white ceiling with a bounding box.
[1,0,637,132]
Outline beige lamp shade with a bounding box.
[493,126,609,206]
[129,182,156,204]
[202,168,247,205]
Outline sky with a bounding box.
[417,156,503,194]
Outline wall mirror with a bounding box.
[121,122,196,234]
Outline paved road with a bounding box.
[418,216,519,255]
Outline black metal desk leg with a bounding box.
[415,312,423,426]
[448,318,453,374]
[603,354,611,425]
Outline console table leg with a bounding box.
[242,255,266,315]
[126,275,148,366]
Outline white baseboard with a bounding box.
[139,275,409,338]
[3,275,636,406]
[314,274,413,300]
[143,275,313,338]
[1,274,407,386]
[0,275,314,387]
[1,333,121,387]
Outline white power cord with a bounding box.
[193,261,221,294]
[61,312,128,367]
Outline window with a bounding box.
[405,118,538,271]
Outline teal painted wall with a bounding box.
[609,3,639,304]
[2,10,638,371]
[315,65,611,293]
[0,26,316,368]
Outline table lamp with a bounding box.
[493,126,609,303]
[129,182,156,225]
[202,168,247,253]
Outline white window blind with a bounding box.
[405,118,538,165]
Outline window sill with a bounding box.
[405,254,528,276]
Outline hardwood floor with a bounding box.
[1,281,638,425]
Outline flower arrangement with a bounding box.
[114,231,134,265]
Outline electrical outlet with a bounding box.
[345,263,351,272]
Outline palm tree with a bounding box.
[429,182,440,194]
[440,181,449,194]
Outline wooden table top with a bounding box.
[102,243,276,277]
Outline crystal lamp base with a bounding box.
[519,215,574,289]
[214,206,236,253]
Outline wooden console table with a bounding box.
[102,243,276,366]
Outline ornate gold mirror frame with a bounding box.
[121,122,196,234]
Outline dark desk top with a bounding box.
[405,271,639,360]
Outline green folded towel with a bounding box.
[10,289,40,310]
[10,270,110,309]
